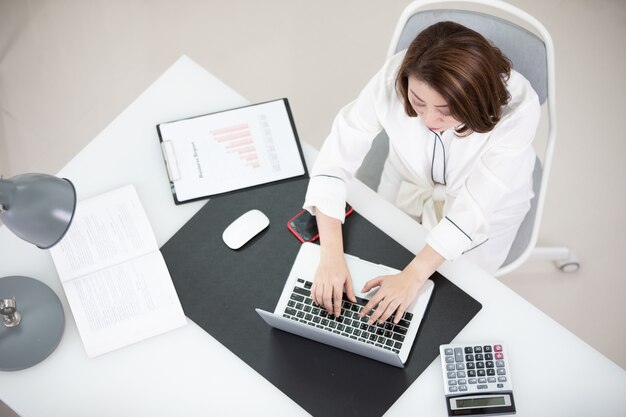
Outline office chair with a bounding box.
[355,0,580,276]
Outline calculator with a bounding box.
[439,343,516,416]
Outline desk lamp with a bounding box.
[0,173,76,371]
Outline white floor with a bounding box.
[1,0,624,412]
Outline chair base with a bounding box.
[530,246,580,272]
[496,246,580,276]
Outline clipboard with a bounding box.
[156,98,309,204]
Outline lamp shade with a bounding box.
[0,173,76,249]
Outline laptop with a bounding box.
[256,242,434,368]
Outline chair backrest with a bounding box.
[392,9,548,104]
[356,0,557,275]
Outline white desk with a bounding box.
[1,56,624,417]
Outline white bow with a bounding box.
[395,180,451,230]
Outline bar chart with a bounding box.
[210,114,282,172]
[211,123,260,169]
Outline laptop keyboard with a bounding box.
[282,278,414,354]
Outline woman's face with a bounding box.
[407,76,461,132]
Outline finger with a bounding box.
[344,277,357,303]
[393,304,407,324]
[362,276,383,293]
[378,300,401,324]
[333,285,343,317]
[315,282,324,307]
[310,281,318,305]
[361,293,383,318]
[368,298,389,324]
[322,285,334,314]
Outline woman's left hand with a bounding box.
[359,270,426,325]
[359,244,445,325]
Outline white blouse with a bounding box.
[304,51,540,269]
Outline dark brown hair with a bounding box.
[396,21,511,134]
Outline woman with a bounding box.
[302,22,540,325]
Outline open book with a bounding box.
[50,185,186,357]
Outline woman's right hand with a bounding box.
[311,251,356,316]
[309,208,356,316]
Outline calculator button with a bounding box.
[477,384,488,390]
[458,379,467,385]
[494,344,503,352]
[446,364,455,371]
[454,347,463,355]
[447,372,457,379]
[449,386,458,393]
[476,362,485,369]
[448,380,457,386]
[467,370,476,377]
[485,353,493,360]
[498,376,508,382]
[496,360,505,367]
[444,348,453,355]
[497,383,504,388]
[456,363,465,370]
[459,386,468,392]
[486,361,494,368]
[465,354,474,361]
[475,354,484,361]
[466,362,475,369]
[487,369,496,376]
[457,371,466,378]
[464,347,473,354]
[497,369,507,376]
[483,345,492,352]
[478,377,487,383]
[488,377,497,383]
[495,352,504,360]
[477,370,486,377]
[445,356,454,363]
[468,378,477,384]
[455,353,464,362]
[474,346,483,353]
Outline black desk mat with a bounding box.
[160,178,482,417]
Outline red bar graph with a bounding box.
[211,123,260,169]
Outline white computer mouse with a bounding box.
[222,209,270,250]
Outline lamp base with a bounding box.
[0,276,65,371]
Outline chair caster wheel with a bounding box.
[556,250,580,273]
[557,262,580,273]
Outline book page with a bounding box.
[158,99,305,202]
[50,185,158,282]
[62,251,186,357]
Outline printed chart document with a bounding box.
[50,185,186,357]
[157,98,307,204]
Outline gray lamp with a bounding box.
[0,173,76,371]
